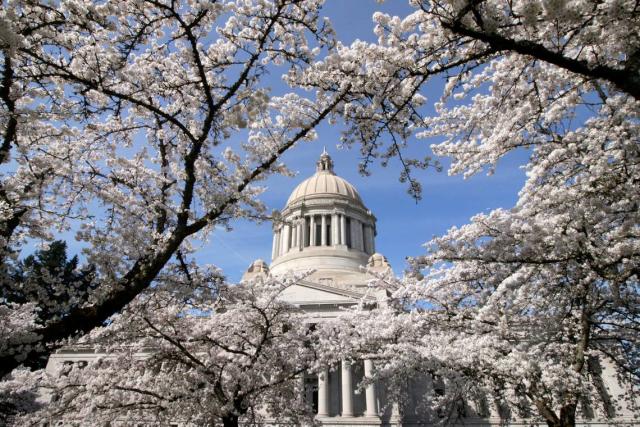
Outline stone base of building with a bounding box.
[316,415,383,426]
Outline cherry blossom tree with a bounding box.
[291,0,639,195]
[1,0,638,425]
[31,274,316,427]
[0,0,347,381]
[296,0,640,426]
[1,1,93,387]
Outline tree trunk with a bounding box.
[222,413,239,427]
[559,403,577,427]
[542,403,577,427]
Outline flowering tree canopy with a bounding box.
[33,276,316,427]
[0,0,638,425]
[303,0,639,426]
[0,0,344,378]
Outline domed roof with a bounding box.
[285,151,363,206]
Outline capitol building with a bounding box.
[242,150,395,425]
[46,151,639,426]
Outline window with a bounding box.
[345,217,352,248]
[305,217,310,247]
[326,215,331,246]
[314,215,321,246]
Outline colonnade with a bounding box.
[316,359,378,418]
[272,212,375,259]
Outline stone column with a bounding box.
[271,232,278,260]
[300,217,306,249]
[281,224,290,254]
[310,216,316,246]
[340,214,346,246]
[351,219,360,251]
[361,224,368,253]
[288,224,293,252]
[365,224,374,254]
[341,360,354,417]
[364,359,378,417]
[274,229,281,257]
[331,213,339,246]
[291,221,298,251]
[318,368,330,417]
[371,226,376,253]
[391,401,401,423]
[321,215,327,246]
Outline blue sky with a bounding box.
[195,1,532,282]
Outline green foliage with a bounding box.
[3,241,97,325]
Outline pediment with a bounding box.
[279,280,370,305]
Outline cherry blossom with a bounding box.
[303,1,639,425]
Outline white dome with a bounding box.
[285,151,363,206]
[286,172,363,206]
